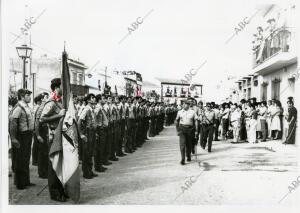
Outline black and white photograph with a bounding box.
[1,0,300,212]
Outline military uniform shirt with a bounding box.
[94,104,109,127]
[11,101,34,132]
[128,105,135,119]
[201,110,215,124]
[176,109,196,126]
[40,100,63,130]
[118,103,126,119]
[79,105,96,129]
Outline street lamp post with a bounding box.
[16,44,32,89]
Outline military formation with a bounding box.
[9,78,298,202]
[8,78,178,202]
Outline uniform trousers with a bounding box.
[12,131,33,189]
[178,125,193,161]
[105,124,112,160]
[113,121,121,156]
[260,119,268,141]
[137,119,143,146]
[119,119,126,154]
[132,120,138,149]
[125,119,135,152]
[202,124,214,152]
[32,134,39,166]
[82,128,95,178]
[37,125,49,178]
[95,126,106,169]
[149,117,156,137]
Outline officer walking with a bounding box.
[175,99,198,165]
[9,89,35,190]
[199,102,216,152]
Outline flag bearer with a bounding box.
[40,78,67,202]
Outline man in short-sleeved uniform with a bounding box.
[34,92,49,178]
[9,89,35,190]
[175,100,198,165]
[94,94,109,172]
[78,94,98,179]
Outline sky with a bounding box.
[2,0,297,101]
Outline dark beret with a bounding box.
[95,94,102,102]
[86,93,95,100]
[17,88,32,97]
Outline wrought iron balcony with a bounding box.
[252,27,291,68]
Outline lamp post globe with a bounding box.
[16,44,32,89]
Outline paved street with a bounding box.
[9,125,299,205]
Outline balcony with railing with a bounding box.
[252,27,295,73]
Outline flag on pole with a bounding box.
[50,47,80,203]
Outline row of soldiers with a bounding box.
[74,93,177,178]
[9,78,178,202]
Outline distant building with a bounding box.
[142,80,161,102]
[9,55,89,97]
[156,78,203,104]
[85,69,143,97]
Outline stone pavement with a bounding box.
[9,125,299,205]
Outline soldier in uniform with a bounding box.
[100,96,112,166]
[197,101,205,148]
[165,104,171,126]
[125,98,135,153]
[34,92,50,178]
[188,98,198,154]
[175,99,198,165]
[149,102,156,137]
[154,103,160,135]
[39,78,67,202]
[103,96,115,163]
[136,97,143,147]
[132,97,138,151]
[117,96,127,157]
[9,89,35,190]
[32,94,42,166]
[143,100,150,141]
[110,96,120,161]
[199,102,216,152]
[78,94,98,179]
[94,94,109,172]
[161,102,166,131]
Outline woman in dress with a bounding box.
[270,100,281,140]
[283,99,297,144]
[245,102,253,142]
[247,105,258,143]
